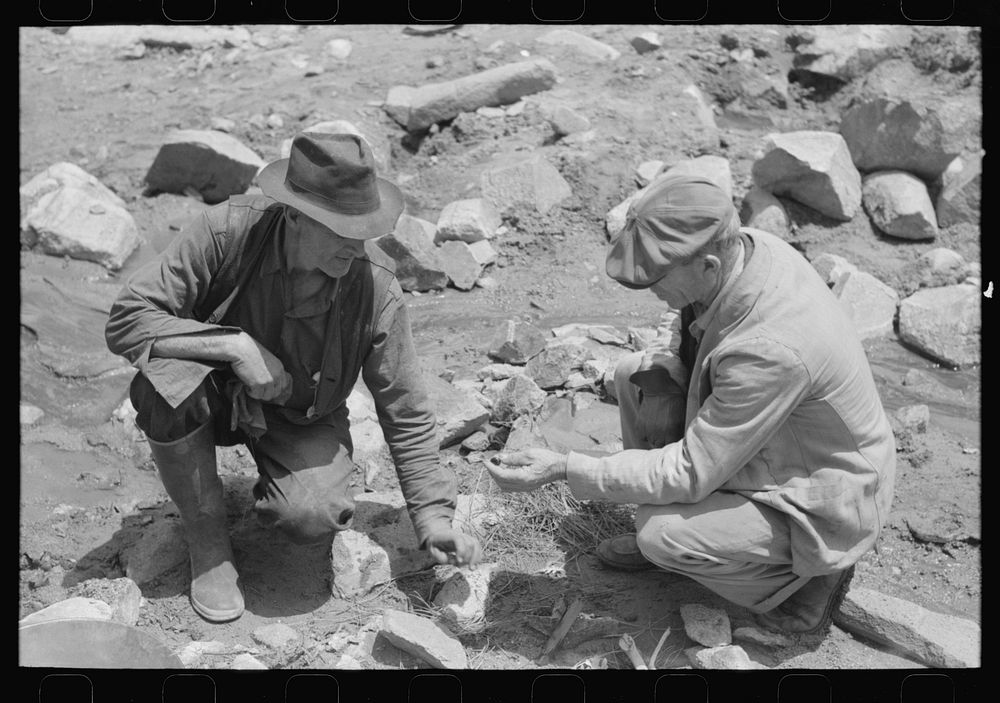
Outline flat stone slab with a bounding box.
[752,131,862,221]
[424,374,491,447]
[480,152,573,216]
[380,609,468,669]
[525,342,592,390]
[394,59,558,132]
[680,604,732,647]
[252,623,302,651]
[145,129,265,204]
[486,374,547,424]
[898,284,980,368]
[71,577,143,627]
[833,587,980,667]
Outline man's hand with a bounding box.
[488,447,568,492]
[230,332,293,404]
[425,529,482,568]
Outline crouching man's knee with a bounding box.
[611,351,645,403]
[254,493,354,546]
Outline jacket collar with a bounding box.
[697,228,773,345]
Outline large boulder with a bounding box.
[20,162,142,269]
[898,284,980,367]
[934,153,982,227]
[374,214,448,292]
[536,29,621,61]
[388,59,558,132]
[739,187,791,238]
[424,374,490,447]
[479,153,572,216]
[839,96,979,181]
[145,130,265,204]
[792,25,913,82]
[862,171,938,241]
[438,240,485,291]
[831,270,900,340]
[751,131,862,221]
[435,198,502,243]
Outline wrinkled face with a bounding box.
[285,207,367,264]
[647,255,722,310]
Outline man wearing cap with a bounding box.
[488,174,896,636]
[106,133,481,623]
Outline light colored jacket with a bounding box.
[567,229,896,576]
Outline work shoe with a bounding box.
[149,422,245,623]
[596,534,655,571]
[755,566,855,636]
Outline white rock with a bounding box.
[916,248,967,288]
[680,603,732,647]
[435,198,502,243]
[480,153,573,216]
[739,187,791,238]
[383,85,416,127]
[375,214,448,292]
[477,363,525,381]
[935,153,982,227]
[635,160,665,187]
[424,374,491,446]
[145,130,265,204]
[326,39,353,60]
[686,644,759,669]
[20,162,141,269]
[811,252,858,288]
[380,609,468,669]
[486,374,547,423]
[177,640,228,668]
[831,270,900,340]
[546,104,591,137]
[898,284,980,367]
[433,563,497,632]
[19,597,113,626]
[20,403,44,426]
[230,653,269,670]
[834,587,980,667]
[439,240,485,291]
[397,59,558,132]
[467,239,498,266]
[253,623,302,650]
[752,131,862,220]
[862,171,938,241]
[331,529,393,597]
[630,32,662,54]
[537,29,621,61]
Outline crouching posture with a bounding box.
[489,174,895,636]
[106,133,481,622]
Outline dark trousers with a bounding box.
[131,372,357,544]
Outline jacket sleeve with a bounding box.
[565,337,812,505]
[362,283,456,547]
[105,203,242,407]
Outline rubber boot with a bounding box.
[149,421,245,623]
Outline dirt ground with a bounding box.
[19,24,981,673]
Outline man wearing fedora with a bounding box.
[488,174,896,636]
[106,132,481,623]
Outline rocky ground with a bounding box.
[19,24,981,674]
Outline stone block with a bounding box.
[862,171,938,241]
[898,284,980,367]
[380,609,468,668]
[145,129,265,204]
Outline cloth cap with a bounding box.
[605,174,737,289]
[257,132,404,240]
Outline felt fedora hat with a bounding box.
[257,132,404,240]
